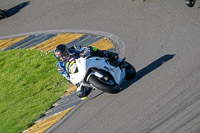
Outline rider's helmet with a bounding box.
[54,44,69,62]
[186,0,195,7]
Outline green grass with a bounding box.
[0,49,69,133]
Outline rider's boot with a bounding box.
[102,51,119,63]
[93,50,119,66]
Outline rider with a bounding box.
[54,44,119,98]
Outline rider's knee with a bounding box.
[76,87,92,98]
[76,90,85,98]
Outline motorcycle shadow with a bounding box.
[4,1,30,18]
[119,54,175,91]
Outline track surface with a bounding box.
[1,0,200,133]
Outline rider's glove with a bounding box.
[83,47,91,57]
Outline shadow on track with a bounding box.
[4,1,30,18]
[90,91,104,100]
[120,54,175,91]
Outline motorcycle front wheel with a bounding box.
[88,75,120,93]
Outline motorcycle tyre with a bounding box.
[124,61,136,80]
[88,75,120,94]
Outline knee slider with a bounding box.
[77,90,85,98]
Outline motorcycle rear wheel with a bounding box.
[88,75,120,93]
[124,61,136,80]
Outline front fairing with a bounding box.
[69,57,87,85]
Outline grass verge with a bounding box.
[0,49,69,133]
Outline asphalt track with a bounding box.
[1,0,200,133]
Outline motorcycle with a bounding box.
[68,50,136,94]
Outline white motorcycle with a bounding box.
[68,51,136,94]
